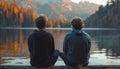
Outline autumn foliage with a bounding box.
[0,1,70,28]
[0,1,37,27]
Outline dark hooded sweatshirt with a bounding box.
[28,30,55,67]
[63,29,91,64]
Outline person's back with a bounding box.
[28,15,58,68]
[60,17,91,67]
[65,30,91,65]
[28,30,54,67]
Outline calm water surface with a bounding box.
[0,28,120,65]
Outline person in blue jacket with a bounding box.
[60,17,91,67]
[28,15,59,68]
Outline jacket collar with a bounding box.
[72,29,83,33]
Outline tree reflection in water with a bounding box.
[0,29,120,64]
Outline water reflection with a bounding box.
[97,35,120,58]
[0,29,29,57]
[0,28,120,64]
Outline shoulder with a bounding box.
[64,31,73,39]
[82,31,91,39]
[28,31,35,40]
[66,31,72,36]
[45,31,54,38]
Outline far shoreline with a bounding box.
[0,27,119,30]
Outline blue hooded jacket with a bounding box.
[63,29,91,64]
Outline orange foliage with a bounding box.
[0,11,2,15]
[31,11,37,19]
[48,20,53,27]
[0,1,37,24]
[0,36,26,55]
[13,41,20,52]
[0,1,69,27]
[48,16,69,28]
[13,6,19,15]
[19,12,24,23]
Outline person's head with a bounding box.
[35,14,48,29]
[71,17,84,30]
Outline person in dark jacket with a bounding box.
[28,15,59,68]
[59,17,91,67]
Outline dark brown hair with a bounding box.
[71,17,84,30]
[35,15,48,29]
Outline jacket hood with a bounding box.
[72,29,83,35]
[33,29,47,37]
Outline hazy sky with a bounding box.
[71,0,108,5]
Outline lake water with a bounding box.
[0,28,120,66]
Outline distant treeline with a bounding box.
[0,1,37,27]
[1,0,120,28]
[0,1,70,28]
[47,18,70,28]
[85,0,120,28]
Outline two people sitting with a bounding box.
[28,15,91,68]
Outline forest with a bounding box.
[0,1,37,27]
[0,1,70,28]
[85,0,120,28]
[0,0,120,28]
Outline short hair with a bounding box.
[35,15,48,29]
[71,17,84,30]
